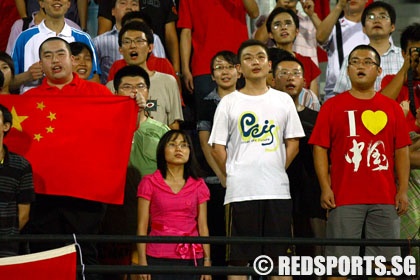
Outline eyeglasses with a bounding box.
[213,64,236,72]
[119,83,148,91]
[121,38,148,46]
[366,14,390,21]
[242,54,267,63]
[348,58,379,67]
[277,70,303,78]
[166,142,190,150]
[272,20,294,30]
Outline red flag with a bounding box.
[0,95,138,204]
[0,245,76,279]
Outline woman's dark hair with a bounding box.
[0,51,15,78]
[156,130,201,180]
[69,41,93,58]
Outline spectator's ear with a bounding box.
[3,122,10,133]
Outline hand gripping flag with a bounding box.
[0,95,138,204]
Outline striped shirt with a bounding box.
[0,145,34,257]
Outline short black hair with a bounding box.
[268,48,295,74]
[272,56,305,77]
[121,11,153,29]
[210,50,238,75]
[266,7,300,34]
[114,65,150,91]
[400,23,420,54]
[0,104,12,137]
[0,52,14,79]
[118,21,154,47]
[361,1,396,27]
[156,130,201,180]
[69,41,93,58]
[39,37,71,59]
[348,44,381,66]
[237,39,269,62]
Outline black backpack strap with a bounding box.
[335,20,344,68]
[22,17,32,32]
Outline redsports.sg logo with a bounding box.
[253,255,417,277]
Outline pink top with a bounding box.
[137,170,210,259]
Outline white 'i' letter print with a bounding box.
[346,110,359,137]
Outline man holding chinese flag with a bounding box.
[2,37,144,280]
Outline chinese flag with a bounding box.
[0,95,138,204]
[0,245,76,279]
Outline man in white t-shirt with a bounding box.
[316,0,369,101]
[209,39,304,280]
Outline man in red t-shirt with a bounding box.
[310,45,410,280]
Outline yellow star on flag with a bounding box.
[34,134,43,142]
[46,126,55,133]
[47,112,56,121]
[37,102,46,111]
[10,106,28,132]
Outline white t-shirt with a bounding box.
[322,17,369,100]
[208,88,305,204]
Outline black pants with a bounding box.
[28,194,106,280]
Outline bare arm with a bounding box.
[18,204,30,230]
[309,77,319,97]
[164,22,181,74]
[14,0,27,18]
[97,16,112,35]
[409,136,420,168]
[253,16,269,44]
[243,0,259,19]
[302,0,321,29]
[10,62,44,91]
[395,146,410,216]
[136,197,151,279]
[381,51,416,100]
[180,28,194,93]
[77,0,88,30]
[199,131,226,187]
[197,202,211,280]
[313,145,336,209]
[285,138,300,169]
[211,144,227,178]
[316,0,347,44]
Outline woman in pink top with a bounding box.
[136,130,211,280]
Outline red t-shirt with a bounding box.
[177,0,249,76]
[107,54,176,82]
[295,53,321,88]
[0,0,19,51]
[381,74,420,133]
[25,74,112,96]
[309,91,411,206]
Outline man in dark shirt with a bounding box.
[0,103,35,257]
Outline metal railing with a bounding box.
[0,235,418,276]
